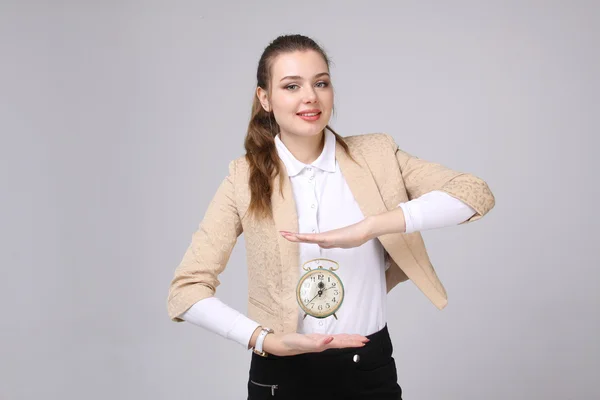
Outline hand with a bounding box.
[263,331,369,357]
[279,218,374,249]
[280,207,407,249]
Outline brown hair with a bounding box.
[244,34,352,220]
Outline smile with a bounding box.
[297,112,321,121]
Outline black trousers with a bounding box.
[247,324,402,400]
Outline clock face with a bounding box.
[296,268,344,318]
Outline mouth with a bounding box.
[296,111,322,121]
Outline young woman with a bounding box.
[167,34,495,400]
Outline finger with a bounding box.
[329,333,368,340]
[331,335,368,344]
[326,339,366,349]
[295,233,325,243]
[327,335,369,348]
[280,233,309,243]
[320,336,334,346]
[280,233,300,242]
[343,334,370,342]
[281,232,323,244]
[312,333,368,342]
[309,336,334,351]
[324,336,366,348]
[309,335,367,352]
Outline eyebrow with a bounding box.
[280,72,330,82]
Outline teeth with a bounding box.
[299,113,319,116]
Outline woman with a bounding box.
[167,34,495,399]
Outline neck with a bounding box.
[279,130,325,164]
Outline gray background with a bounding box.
[1,1,598,399]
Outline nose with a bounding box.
[302,86,318,103]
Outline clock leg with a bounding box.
[333,313,338,320]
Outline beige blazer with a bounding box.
[167,133,495,334]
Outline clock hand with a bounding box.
[307,290,323,305]
[320,286,337,300]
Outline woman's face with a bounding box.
[257,50,334,140]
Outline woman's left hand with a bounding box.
[280,218,374,249]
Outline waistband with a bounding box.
[258,324,392,361]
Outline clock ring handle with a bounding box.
[301,258,340,271]
[327,259,340,271]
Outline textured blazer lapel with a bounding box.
[270,160,301,333]
[336,142,430,295]
[335,143,389,218]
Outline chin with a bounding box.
[292,124,328,138]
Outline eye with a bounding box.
[285,84,299,90]
[316,81,330,88]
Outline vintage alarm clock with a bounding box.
[296,258,345,320]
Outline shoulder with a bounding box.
[229,155,250,173]
[221,155,250,186]
[341,132,398,155]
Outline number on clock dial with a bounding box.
[302,291,339,305]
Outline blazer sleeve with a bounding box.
[167,160,243,322]
[386,134,495,224]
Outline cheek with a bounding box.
[272,104,298,128]
[284,96,302,112]
[320,91,334,108]
[273,96,298,115]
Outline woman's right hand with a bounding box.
[263,331,369,357]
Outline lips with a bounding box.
[297,111,321,121]
[297,109,321,116]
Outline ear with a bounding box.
[256,87,270,112]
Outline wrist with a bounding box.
[366,207,406,238]
[364,214,384,239]
[250,326,276,356]
[248,325,263,349]
[363,215,377,241]
[262,332,280,355]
